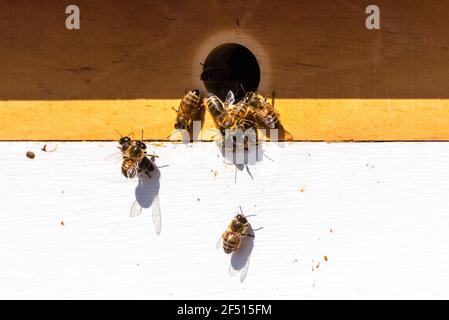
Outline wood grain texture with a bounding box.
[1,0,449,99]
[1,1,449,140]
[1,142,449,299]
[3,99,449,141]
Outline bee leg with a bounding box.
[137,166,152,178]
[265,91,276,107]
[242,233,255,238]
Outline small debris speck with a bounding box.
[60,221,65,226]
[26,151,35,159]
[298,187,305,193]
[197,198,200,202]
[213,170,218,177]
[324,256,328,262]
[41,144,57,152]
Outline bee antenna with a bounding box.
[267,90,276,107]
[244,214,257,218]
[115,129,123,138]
[141,129,144,141]
[240,83,246,95]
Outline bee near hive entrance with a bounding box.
[201,43,260,101]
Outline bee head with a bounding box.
[175,116,186,129]
[231,214,248,231]
[136,140,147,150]
[243,92,255,102]
[119,136,131,145]
[130,146,141,157]
[236,214,248,224]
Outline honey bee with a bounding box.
[205,91,258,154]
[173,89,202,132]
[200,65,245,101]
[203,94,230,136]
[218,209,254,254]
[200,66,230,84]
[118,136,156,179]
[227,102,257,131]
[204,91,249,132]
[243,91,280,129]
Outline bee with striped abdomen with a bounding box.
[243,91,280,129]
[203,93,230,136]
[118,136,156,179]
[173,89,202,133]
[218,208,254,254]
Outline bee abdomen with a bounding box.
[121,159,137,178]
[223,245,235,254]
[223,236,240,254]
[188,93,200,104]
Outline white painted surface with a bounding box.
[0,141,449,299]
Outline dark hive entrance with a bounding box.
[201,43,260,101]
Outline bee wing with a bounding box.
[130,200,143,218]
[83,148,129,184]
[229,256,250,278]
[225,90,235,106]
[152,194,162,236]
[104,150,123,163]
[216,234,224,251]
[167,129,190,141]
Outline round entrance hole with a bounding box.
[201,43,260,101]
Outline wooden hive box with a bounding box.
[1,0,449,141]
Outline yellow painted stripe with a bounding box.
[0,99,448,141]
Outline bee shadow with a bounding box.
[135,168,160,208]
[217,143,265,183]
[229,225,254,283]
[133,166,161,234]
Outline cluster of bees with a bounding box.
[174,88,281,149]
[114,88,279,255]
